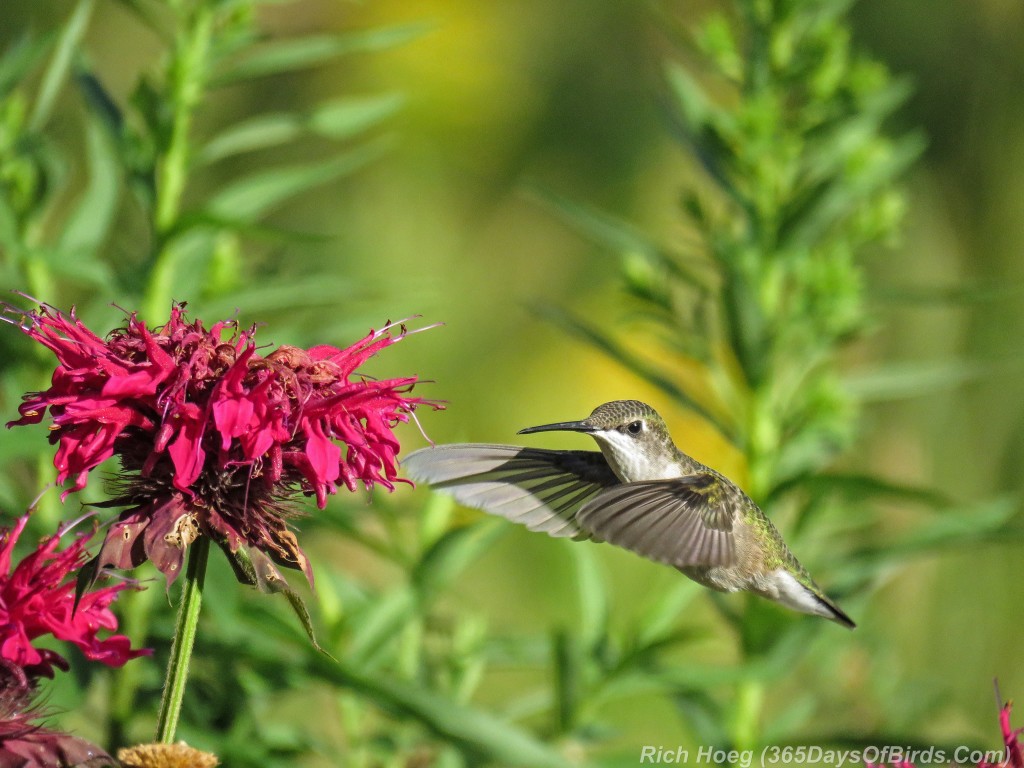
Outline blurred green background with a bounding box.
[1,0,1023,765]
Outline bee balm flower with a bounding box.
[0,514,148,679]
[5,302,439,588]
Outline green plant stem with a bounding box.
[155,535,211,743]
[145,4,213,320]
[156,6,212,234]
[731,677,765,752]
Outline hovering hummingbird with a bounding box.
[403,399,854,628]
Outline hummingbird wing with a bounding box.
[402,444,619,540]
[576,473,740,567]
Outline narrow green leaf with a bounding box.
[218,544,328,655]
[216,23,432,84]
[662,62,738,196]
[308,92,406,139]
[565,543,608,651]
[552,629,581,734]
[786,132,926,248]
[673,689,728,746]
[0,33,54,100]
[345,587,416,666]
[843,360,1008,402]
[525,184,713,295]
[57,119,120,256]
[73,555,102,611]
[197,93,404,165]
[769,472,951,509]
[30,0,95,130]
[536,304,737,443]
[76,68,125,135]
[763,694,817,745]
[872,280,1024,307]
[197,113,304,165]
[412,519,505,601]
[664,61,713,133]
[171,210,333,245]
[208,140,387,221]
[280,584,330,656]
[142,229,218,321]
[847,497,1020,569]
[418,491,455,551]
[309,654,573,768]
[0,198,19,249]
[637,580,701,648]
[29,245,116,289]
[199,276,360,317]
[109,0,173,42]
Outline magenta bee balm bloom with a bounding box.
[5,302,439,588]
[0,514,149,679]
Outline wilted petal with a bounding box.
[96,513,151,571]
[141,500,195,586]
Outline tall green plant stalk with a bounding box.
[669,2,920,748]
[542,0,924,753]
[145,2,214,321]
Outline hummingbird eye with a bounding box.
[626,420,643,435]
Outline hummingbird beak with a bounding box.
[518,419,596,435]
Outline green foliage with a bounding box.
[536,0,1018,759]
[1,0,1016,765]
[0,0,549,765]
[0,0,408,332]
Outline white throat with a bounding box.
[593,430,684,483]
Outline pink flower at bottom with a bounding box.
[0,514,150,679]
[0,659,115,766]
[866,697,1023,768]
[983,701,1024,768]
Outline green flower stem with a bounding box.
[155,535,211,743]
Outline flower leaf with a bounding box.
[197,112,304,165]
[221,543,330,656]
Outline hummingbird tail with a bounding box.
[815,592,856,629]
[772,570,856,629]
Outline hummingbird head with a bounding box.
[518,400,680,482]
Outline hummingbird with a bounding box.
[403,399,854,628]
